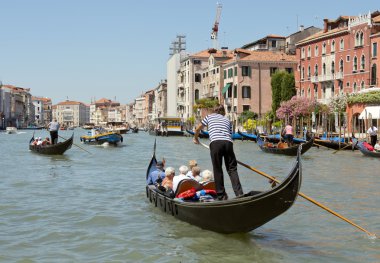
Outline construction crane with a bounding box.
[210,3,222,49]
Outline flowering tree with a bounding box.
[329,94,348,113]
[276,96,317,120]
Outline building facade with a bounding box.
[54,100,88,127]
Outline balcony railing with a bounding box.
[335,71,344,79]
[311,75,319,83]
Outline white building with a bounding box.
[55,100,88,127]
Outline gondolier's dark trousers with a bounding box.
[209,140,243,198]
[370,135,377,147]
[50,130,58,145]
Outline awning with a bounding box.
[359,106,380,119]
[222,83,232,95]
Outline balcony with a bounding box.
[335,71,344,79]
[311,76,319,83]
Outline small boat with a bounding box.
[314,137,354,150]
[201,130,242,140]
[29,135,73,155]
[131,127,139,133]
[82,123,95,130]
[6,127,18,134]
[264,134,307,144]
[20,125,45,130]
[257,136,313,156]
[80,129,123,145]
[146,141,302,234]
[237,130,258,141]
[355,141,380,158]
[186,129,208,138]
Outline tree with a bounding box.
[193,98,219,112]
[281,73,296,101]
[271,71,285,116]
[271,71,296,119]
[238,110,258,124]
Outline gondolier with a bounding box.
[367,125,378,147]
[193,104,243,200]
[48,119,60,144]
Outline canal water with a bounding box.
[0,129,378,262]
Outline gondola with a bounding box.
[314,138,355,150]
[80,129,123,145]
[201,130,242,140]
[257,136,313,156]
[356,141,380,158]
[237,130,257,141]
[186,129,208,138]
[145,141,302,234]
[29,134,73,155]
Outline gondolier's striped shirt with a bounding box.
[201,113,233,143]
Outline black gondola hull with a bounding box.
[257,136,313,156]
[29,135,73,155]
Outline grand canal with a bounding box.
[0,129,378,262]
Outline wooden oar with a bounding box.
[58,135,92,154]
[198,141,377,238]
[332,143,352,154]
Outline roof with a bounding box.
[57,100,84,105]
[189,49,234,59]
[223,50,297,64]
[286,26,322,38]
[296,27,348,46]
[374,15,380,23]
[241,35,286,49]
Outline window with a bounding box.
[242,86,251,98]
[340,59,344,72]
[331,61,335,74]
[322,42,326,55]
[233,85,237,98]
[285,68,293,73]
[353,56,358,71]
[361,81,365,90]
[308,66,311,78]
[315,45,319,56]
[340,39,344,50]
[315,64,319,76]
[307,46,311,57]
[228,68,233,78]
[355,32,360,46]
[346,55,350,62]
[371,64,377,86]
[301,47,305,59]
[361,55,365,70]
[243,105,250,112]
[195,89,199,101]
[301,67,305,79]
[217,68,219,73]
[234,66,237,76]
[271,40,277,47]
[353,82,357,92]
[223,70,226,79]
[195,73,201,82]
[323,63,326,75]
[346,82,350,88]
[339,81,343,94]
[331,40,335,53]
[360,32,364,46]
[307,87,311,98]
[242,66,251,76]
[193,59,201,65]
[373,42,378,57]
[270,67,278,76]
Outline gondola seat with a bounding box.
[174,179,203,197]
[201,181,216,191]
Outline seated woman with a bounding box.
[161,167,175,190]
[42,137,51,146]
[192,166,202,182]
[200,169,214,183]
[172,165,190,193]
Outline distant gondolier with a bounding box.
[367,125,378,147]
[48,119,60,144]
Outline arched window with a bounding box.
[308,46,311,57]
[195,89,199,101]
[302,67,305,79]
[339,59,344,72]
[315,64,319,76]
[331,40,335,53]
[315,45,319,56]
[353,56,358,71]
[322,42,326,55]
[360,32,364,46]
[353,82,357,92]
[340,39,344,50]
[361,80,365,90]
[323,63,326,75]
[301,47,305,59]
[361,55,365,70]
[308,66,311,78]
[355,32,360,46]
[331,61,335,74]
[308,87,311,98]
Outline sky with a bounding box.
[0,0,378,105]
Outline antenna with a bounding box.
[169,35,186,56]
[211,3,223,49]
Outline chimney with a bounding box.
[323,19,329,33]
[299,25,304,31]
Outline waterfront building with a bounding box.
[55,100,88,127]
[222,49,297,129]
[133,97,145,126]
[32,96,52,126]
[89,98,121,125]
[167,52,183,117]
[0,85,11,129]
[295,11,380,132]
[125,103,135,125]
[286,26,322,55]
[143,90,155,126]
[152,80,167,120]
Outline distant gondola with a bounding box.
[146,141,302,234]
[257,136,313,156]
[29,134,73,155]
[237,130,257,141]
[356,141,380,158]
[201,130,243,140]
[314,138,355,150]
[186,129,208,138]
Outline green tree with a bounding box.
[281,72,296,101]
[238,110,258,124]
[271,71,285,116]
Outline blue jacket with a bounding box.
[147,169,165,185]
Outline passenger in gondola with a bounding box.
[172,165,190,193]
[186,160,198,179]
[200,170,214,183]
[374,140,380,152]
[147,161,166,186]
[31,138,39,145]
[36,137,43,146]
[192,166,202,182]
[42,137,51,146]
[161,167,175,190]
